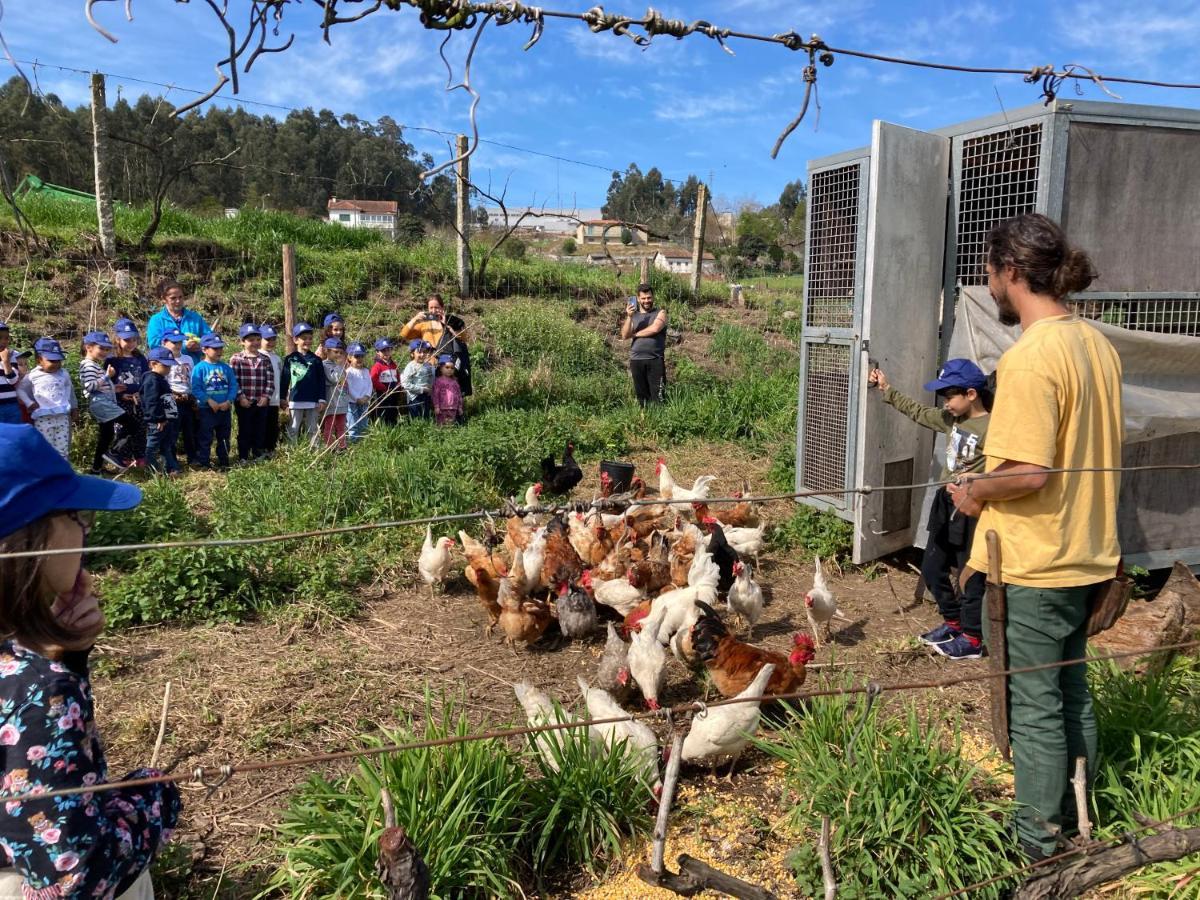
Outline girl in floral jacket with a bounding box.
[0,423,180,899]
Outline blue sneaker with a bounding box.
[919,622,958,646]
[933,633,984,660]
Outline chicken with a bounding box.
[721,523,766,566]
[497,552,554,648]
[692,482,761,528]
[699,516,739,598]
[418,526,455,598]
[521,527,546,595]
[556,580,598,640]
[689,601,816,698]
[726,560,763,638]
[459,529,506,587]
[521,483,544,524]
[655,458,716,503]
[567,512,612,567]
[577,677,661,796]
[538,514,584,592]
[597,622,636,703]
[627,533,671,594]
[680,662,775,780]
[540,441,583,496]
[514,682,574,773]
[645,545,720,645]
[628,622,666,710]
[804,554,842,647]
[503,512,536,558]
[621,599,654,637]
[468,564,502,635]
[602,473,647,507]
[667,523,700,587]
[590,569,645,617]
[669,605,702,668]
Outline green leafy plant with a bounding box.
[767,505,853,562]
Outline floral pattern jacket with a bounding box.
[0,641,180,898]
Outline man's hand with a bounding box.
[868,368,889,392]
[947,477,984,518]
[257,396,269,407]
[238,396,251,408]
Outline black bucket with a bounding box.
[600,460,635,493]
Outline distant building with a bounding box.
[576,219,650,245]
[327,197,398,236]
[484,207,602,235]
[653,247,718,275]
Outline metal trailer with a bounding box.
[795,99,1200,568]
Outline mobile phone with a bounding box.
[627,297,637,309]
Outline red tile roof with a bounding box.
[327,198,398,214]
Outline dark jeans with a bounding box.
[921,486,985,637]
[374,392,403,426]
[0,401,21,425]
[630,356,666,406]
[235,403,269,461]
[116,396,146,461]
[175,396,197,464]
[145,419,181,474]
[92,411,138,470]
[196,405,231,467]
[407,394,431,419]
[265,404,281,452]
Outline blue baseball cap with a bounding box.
[259,323,277,340]
[238,323,262,339]
[83,331,113,349]
[200,334,225,349]
[292,322,314,338]
[436,354,454,365]
[323,337,346,350]
[114,318,139,339]
[346,342,366,356]
[408,339,433,352]
[161,329,186,345]
[33,337,65,361]
[322,313,343,328]
[374,338,393,351]
[147,347,178,366]
[923,358,988,393]
[0,423,143,540]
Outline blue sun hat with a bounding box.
[0,424,142,540]
[33,337,65,361]
[923,359,987,393]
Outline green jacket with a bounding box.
[882,387,989,480]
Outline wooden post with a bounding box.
[819,816,837,900]
[690,183,708,298]
[651,732,685,875]
[281,244,297,355]
[639,255,651,285]
[455,134,471,298]
[90,73,116,259]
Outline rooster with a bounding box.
[540,442,583,496]
[418,527,455,598]
[690,602,816,698]
[538,515,584,592]
[577,677,661,797]
[655,458,716,504]
[699,516,739,597]
[556,580,598,640]
[726,560,763,638]
[804,554,842,647]
[597,622,636,704]
[678,662,775,781]
[628,623,666,710]
[514,682,574,774]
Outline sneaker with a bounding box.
[919,622,959,646]
[933,633,984,660]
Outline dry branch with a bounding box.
[640,854,779,899]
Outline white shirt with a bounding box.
[344,366,373,403]
[260,349,282,406]
[16,367,76,419]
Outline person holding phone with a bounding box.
[620,283,668,406]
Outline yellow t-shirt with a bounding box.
[967,315,1124,588]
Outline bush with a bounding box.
[767,506,853,563]
[561,237,577,255]
[498,237,526,260]
[757,695,1016,898]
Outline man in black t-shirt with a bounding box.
[620,283,668,406]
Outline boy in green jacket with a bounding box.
[869,359,991,659]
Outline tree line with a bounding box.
[0,77,456,225]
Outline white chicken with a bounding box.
[721,523,766,565]
[521,527,547,595]
[726,560,764,638]
[680,662,775,780]
[577,677,662,796]
[646,545,720,644]
[628,622,666,710]
[804,554,842,647]
[514,682,574,773]
[589,570,645,617]
[655,458,716,503]
[418,526,455,598]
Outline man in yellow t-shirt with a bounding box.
[948,213,1123,862]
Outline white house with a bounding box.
[576,219,650,245]
[327,197,398,236]
[484,207,602,235]
[653,247,717,275]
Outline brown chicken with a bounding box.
[668,523,699,587]
[459,530,507,587]
[692,483,761,529]
[497,552,554,648]
[503,512,536,558]
[628,533,671,594]
[468,564,502,635]
[537,514,585,592]
[689,602,816,698]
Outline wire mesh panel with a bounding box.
[806,164,861,328]
[1071,296,1200,336]
[800,343,851,497]
[955,124,1043,285]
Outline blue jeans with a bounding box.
[347,401,371,442]
[0,401,21,425]
[196,405,231,467]
[145,419,181,473]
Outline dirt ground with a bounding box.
[90,449,1004,898]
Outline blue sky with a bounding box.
[5,1,1199,210]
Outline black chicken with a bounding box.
[700,516,739,598]
[539,441,583,495]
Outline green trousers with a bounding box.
[983,584,1096,856]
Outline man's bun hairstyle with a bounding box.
[986,213,1095,298]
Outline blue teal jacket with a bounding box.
[146,306,211,350]
[191,360,238,405]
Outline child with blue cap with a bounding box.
[400,339,434,419]
[161,329,197,465]
[343,342,373,442]
[107,317,148,466]
[229,323,275,463]
[15,337,76,459]
[190,334,238,469]
[0,424,181,898]
[369,338,402,426]
[142,347,182,475]
[258,323,283,454]
[432,353,463,426]
[280,323,326,443]
[320,338,349,450]
[869,358,991,660]
[79,331,136,473]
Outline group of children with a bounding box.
[2,311,467,479]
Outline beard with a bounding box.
[991,284,1020,327]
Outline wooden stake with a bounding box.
[639,255,651,285]
[652,730,685,875]
[690,183,708,298]
[149,681,172,769]
[455,134,471,299]
[1072,756,1092,842]
[819,816,837,900]
[90,73,116,259]
[281,244,297,354]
